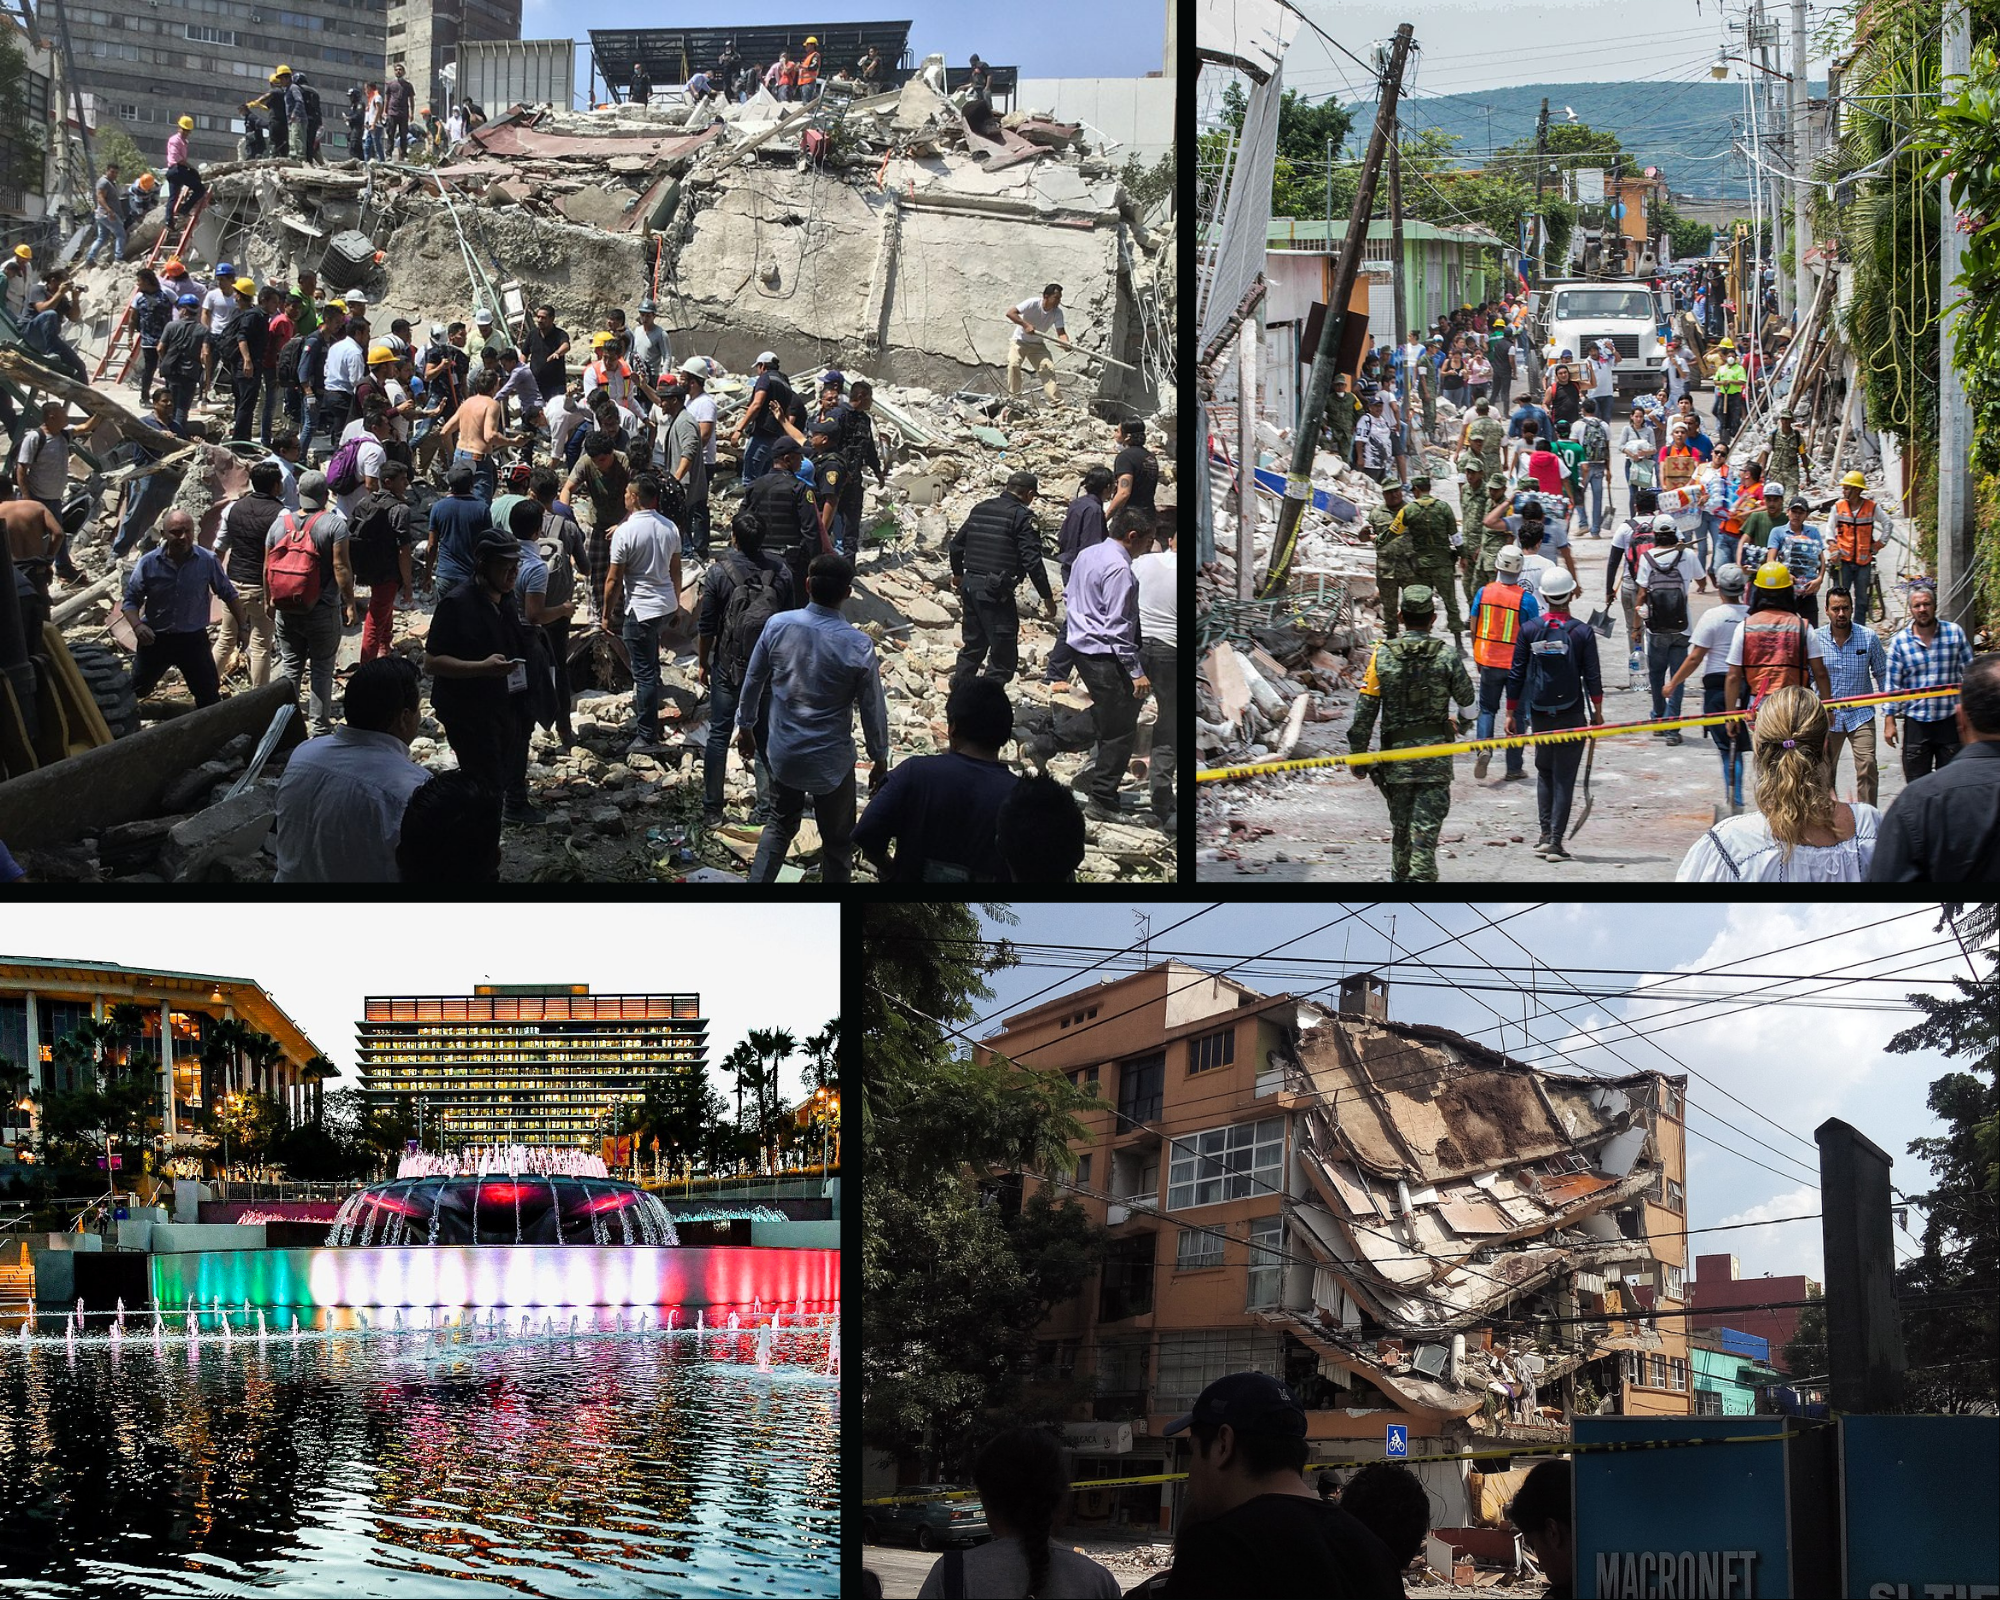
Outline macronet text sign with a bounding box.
[1841,1416,2000,1599]
[1576,1417,1793,1598]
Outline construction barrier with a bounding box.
[1196,687,1963,784]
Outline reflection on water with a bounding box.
[0,1309,840,1597]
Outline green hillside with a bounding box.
[1361,80,1823,200]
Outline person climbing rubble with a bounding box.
[1005,284,1070,408]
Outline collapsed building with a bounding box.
[0,68,1177,882]
[990,964,1692,1539]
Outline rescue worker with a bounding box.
[799,36,822,101]
[1455,454,1489,608]
[1711,337,1749,447]
[1827,469,1882,624]
[1724,560,1834,723]
[1758,408,1806,500]
[1504,566,1603,863]
[122,171,159,230]
[1347,584,1475,883]
[1404,470,1464,652]
[1468,544,1540,782]
[1367,481,1416,639]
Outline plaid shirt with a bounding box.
[1813,623,1888,733]
[1884,619,1971,722]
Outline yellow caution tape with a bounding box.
[1196,686,1961,784]
[859,1426,1830,1504]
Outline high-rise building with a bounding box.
[64,0,388,167]
[357,984,707,1153]
[386,0,523,123]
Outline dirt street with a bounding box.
[1201,468,1909,883]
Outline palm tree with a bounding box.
[246,1032,285,1109]
[200,1017,251,1110]
[300,1057,338,1130]
[722,1041,759,1167]
[745,1027,795,1174]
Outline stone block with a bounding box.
[159,760,236,814]
[159,790,276,882]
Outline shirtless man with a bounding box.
[434,367,517,501]
[1,483,64,633]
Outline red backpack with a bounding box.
[266,510,327,613]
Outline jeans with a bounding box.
[22,313,87,383]
[1142,638,1176,818]
[83,209,126,266]
[1826,718,1879,806]
[1530,702,1588,844]
[259,372,282,442]
[705,672,774,815]
[740,433,776,486]
[622,611,666,740]
[453,449,495,503]
[115,465,177,556]
[275,600,341,737]
[231,367,263,443]
[1648,632,1689,724]
[361,579,399,661]
[1583,464,1606,534]
[167,377,198,432]
[163,165,206,229]
[138,345,160,403]
[1703,672,1751,804]
[388,115,409,157]
[214,580,275,688]
[1476,663,1526,777]
[1075,651,1142,804]
[751,771,856,883]
[132,629,221,707]
[684,495,712,558]
[1900,716,1960,782]
[1831,560,1877,622]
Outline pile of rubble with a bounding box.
[7,63,1177,882]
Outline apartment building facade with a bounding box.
[989,963,1692,1534]
[386,0,522,122]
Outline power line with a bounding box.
[966,905,1226,1033]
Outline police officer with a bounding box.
[1405,469,1464,653]
[947,468,1051,686]
[1348,584,1475,883]
[1503,566,1604,863]
[1368,480,1416,638]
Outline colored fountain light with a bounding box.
[328,1172,678,1246]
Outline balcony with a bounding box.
[1092,1391,1149,1421]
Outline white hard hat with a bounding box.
[1495,545,1524,576]
[1651,514,1681,536]
[755,350,779,366]
[1541,568,1578,602]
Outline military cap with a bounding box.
[1409,470,1432,488]
[1400,584,1436,615]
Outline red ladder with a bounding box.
[91,193,212,383]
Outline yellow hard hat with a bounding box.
[273,63,293,77]
[1753,560,1795,591]
[1716,337,1735,350]
[138,172,157,190]
[592,331,618,348]
[804,34,818,44]
[327,298,348,312]
[178,115,194,130]
[234,276,256,294]
[368,343,396,364]
[12,244,29,262]
[1841,470,1867,490]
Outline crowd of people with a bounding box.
[866,1371,1583,1599]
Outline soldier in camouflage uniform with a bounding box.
[1404,470,1465,652]
[1456,455,1489,613]
[1418,338,1438,442]
[1368,480,1416,637]
[1469,475,1516,598]
[1347,584,1477,882]
[1758,408,1806,500]
[1460,396,1508,480]
[1324,373,1360,467]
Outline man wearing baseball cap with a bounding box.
[1149,1373,1405,1597]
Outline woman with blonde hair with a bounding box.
[1676,686,1880,880]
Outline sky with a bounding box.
[6,904,839,1113]
[522,0,1169,105]
[971,902,1975,1283]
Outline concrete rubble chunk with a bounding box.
[159,790,277,883]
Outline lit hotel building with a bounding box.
[357,985,708,1151]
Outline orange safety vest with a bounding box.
[1724,477,1761,537]
[1472,579,1528,670]
[1830,497,1878,564]
[1739,608,1810,705]
[800,49,820,84]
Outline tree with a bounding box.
[0,33,46,201]
[1118,147,1174,212]
[863,903,1107,1480]
[722,1040,758,1164]
[89,124,149,184]
[299,1057,338,1130]
[623,1065,728,1178]
[1780,1289,1827,1385]
[745,1027,796,1170]
[1882,904,2000,1413]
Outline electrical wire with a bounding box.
[966,905,1227,1033]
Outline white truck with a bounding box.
[1531,280,1671,403]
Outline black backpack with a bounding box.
[348,495,403,586]
[718,558,783,687]
[276,333,306,387]
[1643,549,1690,633]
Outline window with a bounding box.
[1099,1234,1155,1322]
[1246,1216,1284,1309]
[1075,1153,1092,1189]
[1665,1178,1685,1213]
[1664,1264,1685,1301]
[1669,1358,1688,1392]
[1176,1226,1224,1271]
[1649,1354,1668,1389]
[1156,1329,1283,1411]
[1693,1386,1724,1416]
[1168,1118,1284,1210]
[1066,1064,1100,1094]
[1660,1085,1681,1120]
[1189,1028,1235,1075]
[1117,1052,1164,1125]
[185,22,236,42]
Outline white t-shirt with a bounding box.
[1516,551,1557,600]
[1725,614,1826,667]
[1133,549,1176,648]
[608,509,681,621]
[1588,353,1617,397]
[1637,545,1705,591]
[335,437,387,520]
[382,378,411,441]
[687,392,719,464]
[1689,601,1747,667]
[915,1536,1122,1600]
[1011,296,1066,343]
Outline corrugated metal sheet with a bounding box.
[460,39,577,113]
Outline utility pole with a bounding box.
[1938,0,1975,627]
[1388,118,1409,455]
[1325,132,1334,257]
[1236,299,1259,599]
[1816,1118,1907,1413]
[1266,22,1414,597]
[1533,97,1550,279]
[1791,0,1811,327]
